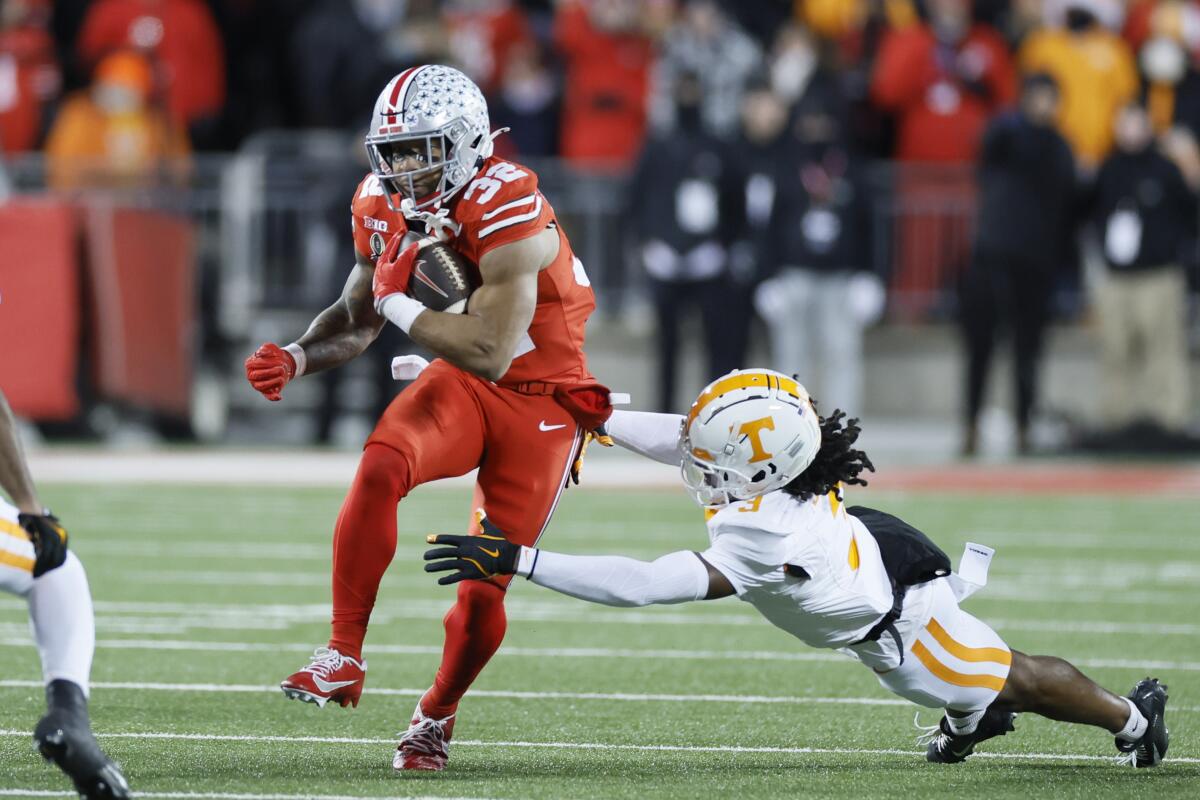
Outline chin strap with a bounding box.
[398,127,510,239]
[480,127,509,158]
[400,199,462,242]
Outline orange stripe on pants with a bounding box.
[926,618,1012,666]
[910,640,1007,692]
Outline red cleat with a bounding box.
[279,647,367,709]
[393,701,456,771]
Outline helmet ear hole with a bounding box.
[751,470,766,483]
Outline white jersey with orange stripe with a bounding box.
[700,490,937,671]
[0,495,35,594]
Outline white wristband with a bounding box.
[377,293,428,334]
[516,546,539,578]
[283,343,307,377]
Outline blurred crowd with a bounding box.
[3,1,1199,173]
[1,0,1196,448]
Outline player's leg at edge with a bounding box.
[23,552,131,798]
[922,652,1168,767]
[996,652,1167,767]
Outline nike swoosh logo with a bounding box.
[539,421,566,431]
[413,264,450,298]
[312,677,358,693]
[480,548,500,558]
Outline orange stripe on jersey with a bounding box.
[0,549,34,573]
[925,618,1012,666]
[847,535,860,570]
[0,518,27,541]
[827,489,842,517]
[911,640,1008,692]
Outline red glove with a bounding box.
[245,343,297,401]
[372,232,420,305]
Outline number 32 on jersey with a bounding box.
[464,163,528,204]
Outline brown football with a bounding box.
[401,232,480,313]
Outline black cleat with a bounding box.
[33,680,131,799]
[1116,677,1169,768]
[921,707,1016,763]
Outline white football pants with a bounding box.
[1,497,95,694]
[875,579,1011,714]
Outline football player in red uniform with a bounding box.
[244,65,610,771]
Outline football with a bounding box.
[402,232,480,314]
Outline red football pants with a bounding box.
[328,359,581,716]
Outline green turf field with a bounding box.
[1,481,1197,799]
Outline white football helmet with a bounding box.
[365,64,499,214]
[680,369,823,507]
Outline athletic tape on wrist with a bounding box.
[283,343,307,378]
[378,293,428,334]
[516,546,539,579]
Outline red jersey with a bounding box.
[77,0,225,125]
[870,24,1016,163]
[351,156,595,388]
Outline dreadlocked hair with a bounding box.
[782,407,875,502]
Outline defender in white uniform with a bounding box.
[0,390,129,798]
[425,369,1171,768]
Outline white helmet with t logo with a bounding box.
[680,369,823,507]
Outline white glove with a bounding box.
[754,271,806,323]
[847,272,886,326]
[642,240,680,282]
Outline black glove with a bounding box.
[18,511,68,578]
[424,515,519,585]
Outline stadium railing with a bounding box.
[7,133,1174,436]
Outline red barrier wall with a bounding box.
[83,203,195,417]
[0,201,81,419]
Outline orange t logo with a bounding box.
[738,416,776,463]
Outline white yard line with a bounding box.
[24,450,678,489]
[66,530,1200,557]
[3,597,1198,635]
[987,618,1200,636]
[4,636,1200,679]
[0,637,843,664]
[0,796,492,800]
[68,569,1200,603]
[0,679,915,706]
[0,729,1196,765]
[0,680,1197,711]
